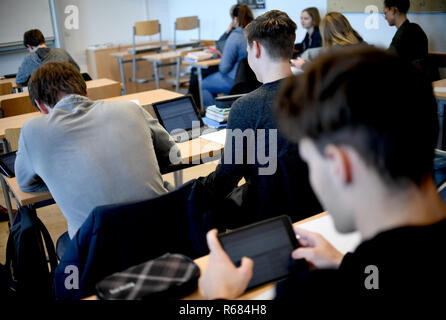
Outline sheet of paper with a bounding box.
[434,87,446,93]
[200,129,226,146]
[298,215,361,254]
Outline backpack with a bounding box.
[5,206,58,299]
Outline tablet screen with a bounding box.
[218,215,301,289]
[0,151,16,178]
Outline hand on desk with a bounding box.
[292,227,344,269]
[200,229,253,300]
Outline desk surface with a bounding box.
[142,48,203,63]
[0,89,182,139]
[0,79,120,103]
[183,59,221,68]
[433,79,446,100]
[185,212,361,300]
[85,212,361,300]
[3,137,224,207]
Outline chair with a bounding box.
[54,179,231,300]
[0,94,35,118]
[173,16,200,50]
[0,82,12,95]
[229,58,261,95]
[4,128,21,152]
[131,20,163,83]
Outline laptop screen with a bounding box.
[153,96,201,133]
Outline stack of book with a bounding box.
[203,105,231,129]
[205,105,230,123]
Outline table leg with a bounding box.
[175,56,181,92]
[197,66,204,112]
[173,170,183,187]
[118,57,127,95]
[0,176,15,225]
[1,138,9,154]
[438,99,446,149]
[153,62,160,89]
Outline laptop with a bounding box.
[152,95,217,143]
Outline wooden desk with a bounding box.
[84,79,121,100]
[142,48,203,91]
[0,79,122,118]
[0,78,22,93]
[183,59,221,111]
[1,137,224,225]
[109,45,169,94]
[103,88,182,118]
[85,212,361,300]
[0,89,181,140]
[87,41,169,95]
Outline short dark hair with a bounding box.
[29,62,87,108]
[232,4,254,28]
[275,45,438,188]
[244,10,297,60]
[384,0,410,13]
[23,29,45,47]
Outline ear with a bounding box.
[34,100,50,114]
[253,41,261,59]
[324,144,352,185]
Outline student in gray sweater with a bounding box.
[15,62,178,238]
[16,29,79,86]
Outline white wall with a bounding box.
[147,0,446,52]
[1,0,445,76]
[59,0,149,71]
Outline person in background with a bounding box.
[199,45,446,303]
[292,7,322,58]
[291,12,363,70]
[384,0,428,63]
[200,5,254,108]
[16,29,79,86]
[188,4,242,108]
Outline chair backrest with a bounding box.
[4,128,21,152]
[229,58,262,95]
[134,20,160,36]
[54,179,228,300]
[0,82,13,95]
[1,93,35,118]
[174,16,200,49]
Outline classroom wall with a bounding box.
[1,0,445,76]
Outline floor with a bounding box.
[0,160,219,264]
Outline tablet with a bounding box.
[218,215,306,290]
[0,151,16,178]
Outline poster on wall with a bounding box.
[237,0,265,10]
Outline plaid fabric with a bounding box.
[96,253,200,300]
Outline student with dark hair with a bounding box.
[293,7,322,57]
[384,0,428,62]
[200,10,321,229]
[199,45,446,302]
[200,5,254,108]
[16,29,79,86]
[15,62,178,238]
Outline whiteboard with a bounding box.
[0,0,54,45]
[328,0,446,13]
